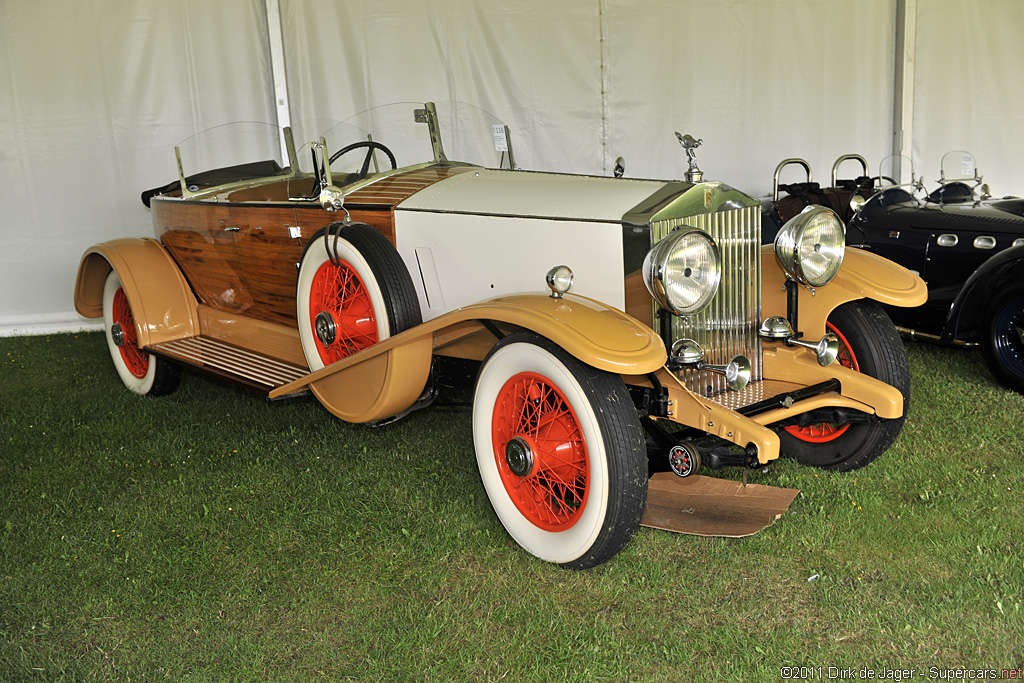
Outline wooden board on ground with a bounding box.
[641,472,800,538]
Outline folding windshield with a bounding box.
[877,155,916,188]
[317,101,515,176]
[174,122,294,193]
[171,101,515,199]
[939,150,979,184]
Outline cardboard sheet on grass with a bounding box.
[641,473,799,537]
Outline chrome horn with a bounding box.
[759,316,840,367]
[669,338,751,392]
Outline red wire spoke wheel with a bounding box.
[784,322,859,443]
[112,286,149,378]
[101,270,180,396]
[491,372,589,531]
[308,259,379,366]
[778,300,910,471]
[296,223,421,374]
[473,333,646,569]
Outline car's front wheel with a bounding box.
[472,332,647,569]
[981,282,1024,394]
[102,270,180,396]
[779,299,910,471]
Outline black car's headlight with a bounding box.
[774,205,845,287]
[643,225,721,316]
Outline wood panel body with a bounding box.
[150,167,467,333]
[152,201,392,329]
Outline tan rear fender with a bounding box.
[271,292,668,422]
[762,245,928,338]
[74,238,200,348]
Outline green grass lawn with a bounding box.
[2,332,1022,681]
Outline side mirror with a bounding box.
[981,183,992,200]
[849,194,866,212]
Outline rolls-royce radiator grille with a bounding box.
[653,206,762,397]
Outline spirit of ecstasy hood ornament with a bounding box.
[675,132,703,183]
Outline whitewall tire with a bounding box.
[296,223,420,371]
[102,270,180,396]
[472,332,647,569]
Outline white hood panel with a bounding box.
[397,168,668,221]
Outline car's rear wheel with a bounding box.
[296,222,421,371]
[981,283,1024,395]
[779,300,910,471]
[472,332,647,569]
[102,270,180,396]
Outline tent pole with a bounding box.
[892,0,917,179]
[263,0,292,161]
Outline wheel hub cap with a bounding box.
[111,322,125,347]
[314,311,337,348]
[505,436,534,477]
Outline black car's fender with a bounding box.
[940,243,1024,344]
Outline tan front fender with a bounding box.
[271,292,667,422]
[762,245,927,338]
[74,238,199,348]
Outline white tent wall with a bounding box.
[0,0,275,336]
[282,0,896,188]
[282,1,607,174]
[912,0,1024,197]
[1,1,1022,336]
[601,0,895,192]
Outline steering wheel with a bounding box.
[328,140,397,181]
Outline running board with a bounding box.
[148,336,310,398]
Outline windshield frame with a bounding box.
[168,101,515,202]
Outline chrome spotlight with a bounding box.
[670,338,705,364]
[758,316,794,340]
[546,265,573,299]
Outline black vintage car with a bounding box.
[764,151,1024,396]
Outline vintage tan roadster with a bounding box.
[75,102,926,568]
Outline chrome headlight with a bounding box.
[642,225,721,316]
[774,205,845,287]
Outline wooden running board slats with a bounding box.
[149,336,310,397]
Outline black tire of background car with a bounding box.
[981,283,1024,395]
[296,222,422,371]
[472,332,648,570]
[102,270,181,397]
[778,300,910,472]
